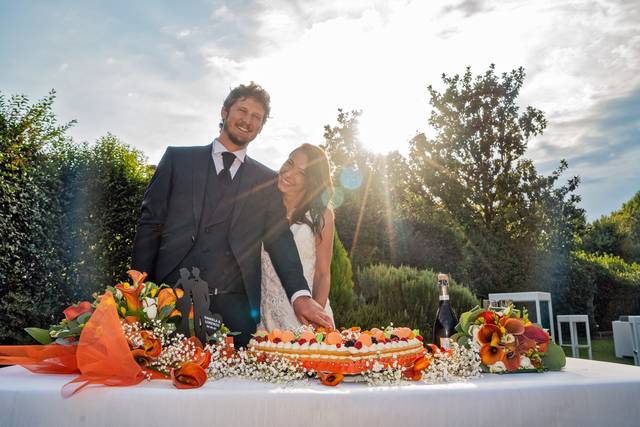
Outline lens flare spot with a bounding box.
[328,187,345,208]
[340,167,363,190]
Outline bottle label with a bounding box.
[439,295,450,301]
[439,337,451,350]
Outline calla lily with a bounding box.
[403,356,430,381]
[516,334,537,353]
[115,282,143,314]
[477,324,502,345]
[186,336,211,369]
[425,344,440,354]
[171,362,207,389]
[157,287,183,310]
[502,318,525,335]
[140,331,162,358]
[318,372,344,386]
[402,366,423,381]
[131,349,153,367]
[413,356,430,372]
[502,351,521,372]
[63,301,93,321]
[127,270,148,287]
[193,349,211,369]
[480,343,505,366]
[479,310,496,324]
[523,325,550,344]
[124,315,139,324]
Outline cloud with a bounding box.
[1,0,639,219]
[441,0,493,17]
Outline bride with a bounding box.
[259,143,335,330]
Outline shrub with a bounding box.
[329,230,354,327]
[581,251,640,328]
[342,264,479,339]
[0,92,152,343]
[553,251,640,332]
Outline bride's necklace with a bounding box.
[286,207,298,222]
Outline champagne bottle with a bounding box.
[432,273,458,349]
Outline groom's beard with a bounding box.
[223,120,253,147]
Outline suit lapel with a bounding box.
[231,156,258,229]
[192,144,213,238]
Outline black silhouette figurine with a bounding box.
[174,267,211,343]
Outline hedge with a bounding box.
[339,264,479,339]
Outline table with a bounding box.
[489,291,555,342]
[1,359,640,427]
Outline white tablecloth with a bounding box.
[1,358,639,427]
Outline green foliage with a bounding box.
[60,135,153,300]
[579,251,640,328]
[0,91,151,343]
[329,230,354,327]
[321,110,412,267]
[554,251,640,332]
[340,264,479,340]
[321,111,467,277]
[0,91,75,343]
[406,65,585,297]
[582,191,640,264]
[541,342,566,371]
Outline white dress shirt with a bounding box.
[211,139,246,178]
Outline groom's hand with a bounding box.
[293,296,334,328]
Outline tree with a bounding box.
[321,109,468,277]
[406,65,584,296]
[0,91,153,343]
[582,191,640,264]
[0,91,75,343]
[60,135,153,300]
[321,109,404,266]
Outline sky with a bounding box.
[1,0,638,221]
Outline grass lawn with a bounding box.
[560,336,635,365]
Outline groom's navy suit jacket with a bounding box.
[131,143,309,318]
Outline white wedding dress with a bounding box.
[259,214,334,331]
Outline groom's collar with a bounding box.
[212,138,247,163]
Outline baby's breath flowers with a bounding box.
[205,345,312,384]
[422,343,481,383]
[201,341,481,387]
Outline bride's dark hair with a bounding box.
[288,144,334,238]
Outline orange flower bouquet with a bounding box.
[0,270,230,394]
[452,305,566,373]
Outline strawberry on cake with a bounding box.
[248,326,426,375]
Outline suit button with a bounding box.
[191,235,195,242]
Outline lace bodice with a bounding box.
[259,216,334,330]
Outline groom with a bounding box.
[131,82,332,347]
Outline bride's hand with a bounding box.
[293,296,334,328]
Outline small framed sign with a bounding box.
[204,312,223,335]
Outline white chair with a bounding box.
[489,292,555,342]
[557,315,592,359]
[629,316,640,366]
[612,319,634,358]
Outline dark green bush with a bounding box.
[582,251,640,328]
[0,92,152,343]
[329,230,354,327]
[552,251,640,332]
[341,264,479,339]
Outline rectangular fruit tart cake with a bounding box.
[248,326,426,375]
